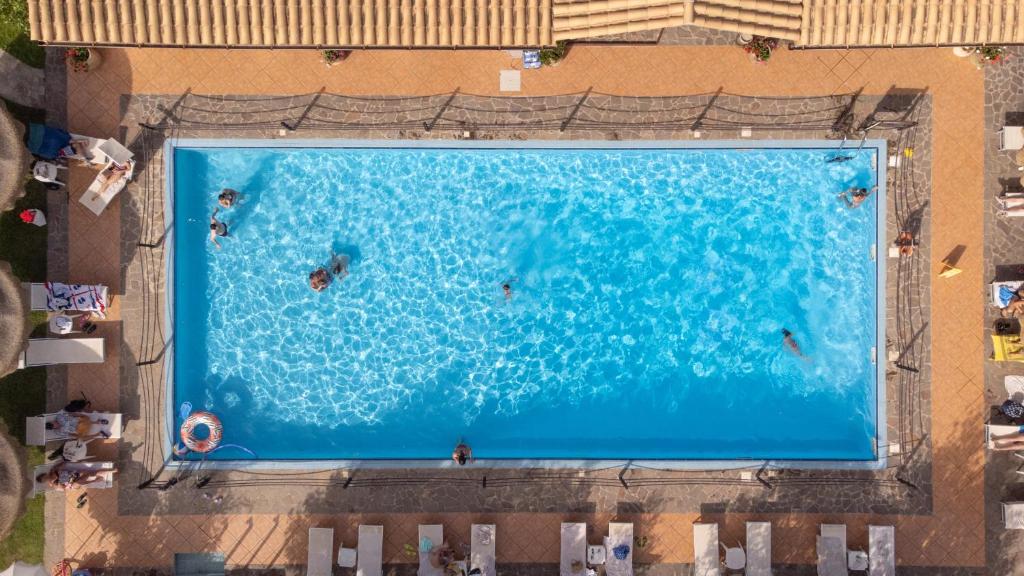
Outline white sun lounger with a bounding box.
[80,158,135,216]
[867,525,894,576]
[357,525,383,576]
[30,282,109,317]
[560,522,586,576]
[470,524,496,576]
[418,524,444,576]
[31,461,115,497]
[307,527,334,576]
[693,523,720,576]
[816,524,848,576]
[604,522,633,576]
[987,424,1023,449]
[746,521,772,576]
[25,411,122,445]
[1003,502,1024,529]
[18,338,105,368]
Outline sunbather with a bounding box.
[838,185,877,209]
[36,462,107,490]
[89,163,130,202]
[992,426,1024,450]
[209,208,228,249]
[59,139,93,162]
[45,409,108,440]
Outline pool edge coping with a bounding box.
[162,137,888,472]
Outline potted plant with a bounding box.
[539,41,569,67]
[742,36,779,63]
[322,49,351,66]
[974,45,1008,68]
[65,47,100,72]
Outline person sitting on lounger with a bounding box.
[997,196,1024,216]
[36,463,106,490]
[58,139,93,163]
[209,208,228,249]
[992,426,1024,450]
[218,188,239,208]
[838,185,877,209]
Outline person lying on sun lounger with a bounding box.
[1001,286,1024,317]
[36,462,107,490]
[991,426,1024,450]
[46,409,110,440]
[89,163,130,202]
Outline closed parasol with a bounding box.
[0,261,30,378]
[0,100,30,213]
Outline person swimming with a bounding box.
[781,328,808,360]
[209,208,228,249]
[838,185,878,209]
[309,253,350,292]
[218,188,239,208]
[503,283,512,300]
[309,268,331,292]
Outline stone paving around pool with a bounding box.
[41,43,998,574]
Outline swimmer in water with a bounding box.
[781,328,810,360]
[218,188,239,208]
[209,208,228,249]
[838,185,878,209]
[503,283,512,300]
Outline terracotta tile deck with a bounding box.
[58,45,985,571]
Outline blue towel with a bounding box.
[27,124,72,160]
[612,545,630,560]
[1001,285,1018,307]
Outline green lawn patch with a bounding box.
[0,0,45,69]
[0,181,48,282]
[0,446,45,566]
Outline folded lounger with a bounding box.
[307,527,334,576]
[470,524,496,576]
[868,525,895,576]
[25,411,122,445]
[816,524,848,576]
[745,521,772,576]
[992,280,1024,308]
[604,522,633,576]
[418,524,444,576]
[560,522,587,576]
[357,525,384,576]
[18,338,105,368]
[1003,502,1024,529]
[30,282,109,317]
[80,159,135,216]
[31,460,115,497]
[693,523,721,576]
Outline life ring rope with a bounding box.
[180,411,223,454]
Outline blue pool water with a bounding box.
[171,142,882,462]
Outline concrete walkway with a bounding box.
[0,49,44,108]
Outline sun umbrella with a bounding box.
[0,100,31,213]
[0,261,30,378]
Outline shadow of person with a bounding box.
[332,241,363,266]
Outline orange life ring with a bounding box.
[180,411,223,453]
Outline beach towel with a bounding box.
[46,282,107,316]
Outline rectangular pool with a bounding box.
[166,140,886,464]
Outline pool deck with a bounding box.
[44,42,1005,573]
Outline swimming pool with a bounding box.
[167,140,886,464]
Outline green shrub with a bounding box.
[539,41,569,66]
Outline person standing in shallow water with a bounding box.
[452,442,473,465]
